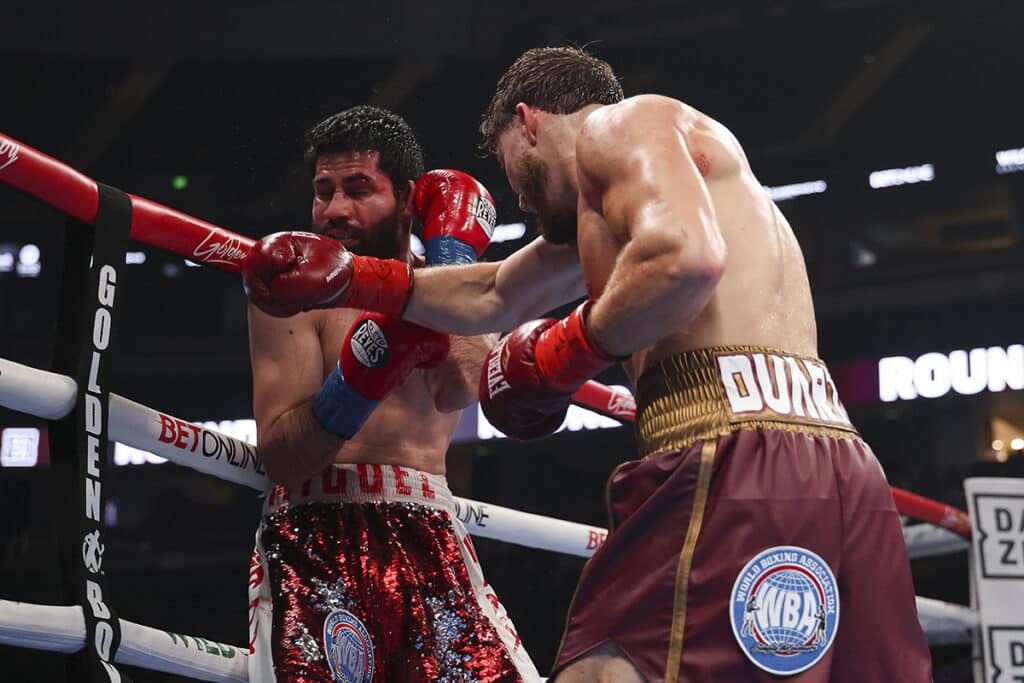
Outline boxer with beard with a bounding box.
[243,105,539,682]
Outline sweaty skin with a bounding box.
[574,94,818,382]
[249,304,488,487]
[397,96,815,388]
[551,97,821,683]
[388,96,821,683]
[249,151,490,488]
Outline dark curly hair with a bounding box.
[304,105,425,193]
[480,47,624,154]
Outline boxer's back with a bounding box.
[578,95,818,381]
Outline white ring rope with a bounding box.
[0,594,974,683]
[0,354,980,676]
[453,497,607,558]
[0,599,248,682]
[902,523,970,559]
[0,357,267,490]
[915,597,978,647]
[0,356,973,561]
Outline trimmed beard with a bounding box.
[322,204,405,260]
[519,154,577,245]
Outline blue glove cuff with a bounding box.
[425,235,477,266]
[312,363,380,439]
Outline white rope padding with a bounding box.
[915,596,978,647]
[903,523,969,559]
[0,357,266,490]
[0,600,248,682]
[453,497,606,558]
[0,357,609,557]
[0,359,77,420]
[0,590,978,679]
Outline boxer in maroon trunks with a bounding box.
[553,347,930,682]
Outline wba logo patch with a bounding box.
[730,545,839,675]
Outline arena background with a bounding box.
[1,1,1022,680]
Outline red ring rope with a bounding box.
[0,133,252,272]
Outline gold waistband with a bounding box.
[634,346,858,458]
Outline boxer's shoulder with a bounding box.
[580,94,684,139]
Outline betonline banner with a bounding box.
[0,420,257,469]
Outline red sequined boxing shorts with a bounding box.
[247,463,540,682]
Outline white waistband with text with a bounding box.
[716,352,854,430]
[263,463,453,516]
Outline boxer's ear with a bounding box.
[399,179,416,225]
[515,103,540,145]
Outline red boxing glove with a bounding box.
[314,312,450,438]
[480,301,624,440]
[414,169,496,265]
[242,231,413,318]
[340,312,449,399]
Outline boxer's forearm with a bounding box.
[257,402,343,489]
[401,263,511,333]
[403,237,585,334]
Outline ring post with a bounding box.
[48,184,134,682]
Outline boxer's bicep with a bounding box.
[575,103,728,355]
[578,104,725,272]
